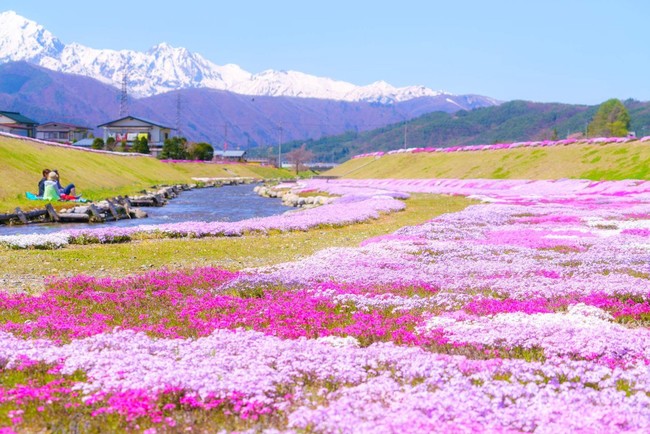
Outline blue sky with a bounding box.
[2,0,647,105]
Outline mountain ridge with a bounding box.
[0,10,500,105]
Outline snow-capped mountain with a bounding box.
[0,10,466,103]
[0,10,63,63]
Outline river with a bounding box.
[0,183,290,236]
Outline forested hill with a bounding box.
[274,100,650,162]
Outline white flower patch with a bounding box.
[419,310,650,361]
[316,336,360,348]
[629,242,650,250]
[0,232,70,249]
[617,220,650,231]
[419,315,458,329]
[566,303,614,322]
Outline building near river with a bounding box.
[0,111,38,137]
[213,150,247,162]
[36,122,92,144]
[98,115,174,156]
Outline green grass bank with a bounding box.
[0,135,292,212]
[325,139,650,180]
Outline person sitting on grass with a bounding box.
[42,171,61,201]
[37,168,51,197]
[52,169,77,197]
[43,172,79,201]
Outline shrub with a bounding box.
[91,137,105,150]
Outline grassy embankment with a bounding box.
[325,139,650,180]
[0,135,293,212]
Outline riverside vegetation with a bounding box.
[3,134,650,432]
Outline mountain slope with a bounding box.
[0,61,151,129]
[0,61,497,148]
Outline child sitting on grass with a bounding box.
[43,171,78,201]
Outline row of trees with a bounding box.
[159,137,214,160]
[90,136,214,161]
[91,136,150,153]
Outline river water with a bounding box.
[0,183,290,236]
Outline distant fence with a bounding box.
[0,132,151,157]
[311,175,340,180]
[352,136,650,160]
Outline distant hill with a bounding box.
[276,100,650,162]
[0,61,496,150]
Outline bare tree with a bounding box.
[285,143,314,174]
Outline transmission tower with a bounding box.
[119,68,129,117]
[176,93,182,137]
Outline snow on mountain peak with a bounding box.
[0,10,451,103]
[0,10,64,63]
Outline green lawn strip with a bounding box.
[325,140,650,181]
[0,194,474,293]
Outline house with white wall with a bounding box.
[98,115,174,155]
[0,111,38,137]
[36,122,91,144]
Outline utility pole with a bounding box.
[223,124,228,151]
[403,122,408,149]
[278,126,283,168]
[176,93,182,138]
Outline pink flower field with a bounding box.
[3,178,650,432]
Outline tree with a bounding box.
[105,136,116,151]
[551,128,558,141]
[285,143,314,175]
[159,136,188,160]
[188,142,214,160]
[91,137,104,150]
[130,137,139,153]
[131,136,150,154]
[587,99,630,137]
